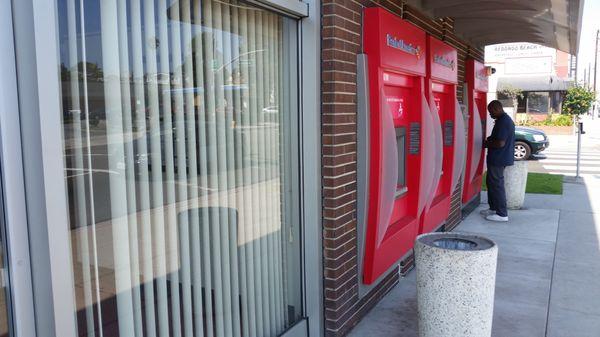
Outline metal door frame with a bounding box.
[0,0,37,336]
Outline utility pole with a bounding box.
[575,54,579,82]
[576,120,583,178]
[594,29,599,119]
[589,62,592,89]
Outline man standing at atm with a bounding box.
[481,100,515,222]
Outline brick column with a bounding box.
[320,3,485,336]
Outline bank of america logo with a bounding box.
[386,34,421,59]
[434,54,455,70]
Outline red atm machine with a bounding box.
[420,36,461,234]
[360,8,437,284]
[462,59,488,205]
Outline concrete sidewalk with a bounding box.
[348,176,600,337]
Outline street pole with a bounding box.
[576,121,583,178]
[589,62,592,89]
[575,54,579,82]
[593,29,599,119]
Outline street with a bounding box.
[527,116,600,176]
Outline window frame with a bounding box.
[10,0,322,336]
[0,1,37,336]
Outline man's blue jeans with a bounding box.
[486,165,507,217]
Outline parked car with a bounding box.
[514,126,549,160]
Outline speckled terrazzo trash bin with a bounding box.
[504,160,528,209]
[415,233,498,337]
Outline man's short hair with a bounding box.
[488,100,503,111]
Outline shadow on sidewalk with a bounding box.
[347,176,600,337]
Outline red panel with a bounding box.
[427,36,458,84]
[421,35,458,234]
[384,84,412,122]
[462,59,488,204]
[362,7,428,284]
[471,58,489,92]
[364,8,426,77]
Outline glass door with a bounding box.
[0,0,38,335]
[55,0,304,336]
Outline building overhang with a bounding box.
[408,0,584,55]
[497,75,574,92]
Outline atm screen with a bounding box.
[395,127,407,197]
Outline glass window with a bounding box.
[57,0,301,336]
[526,91,550,114]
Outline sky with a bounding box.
[576,0,600,84]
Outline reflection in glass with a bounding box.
[526,91,550,114]
[57,0,301,336]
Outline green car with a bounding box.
[514,126,550,160]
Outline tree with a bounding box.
[562,85,596,121]
[497,84,523,114]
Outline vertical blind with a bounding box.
[58,0,301,336]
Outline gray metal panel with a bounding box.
[395,127,406,187]
[245,0,308,18]
[497,75,573,92]
[356,54,406,297]
[0,1,36,335]
[444,120,454,146]
[299,0,322,333]
[280,319,308,337]
[409,122,422,154]
[355,54,402,296]
[11,0,78,336]
[356,54,370,297]
[460,81,469,208]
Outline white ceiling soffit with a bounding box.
[416,0,584,55]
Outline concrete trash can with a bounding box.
[504,160,528,209]
[415,233,498,337]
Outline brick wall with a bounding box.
[321,2,485,337]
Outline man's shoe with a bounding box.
[480,209,496,216]
[486,214,509,222]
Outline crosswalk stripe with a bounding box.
[544,169,600,174]
[541,154,600,157]
[541,156,600,160]
[543,150,598,154]
[543,150,600,154]
[540,153,600,158]
[540,165,600,172]
[546,171,600,176]
[544,151,599,154]
[542,155,600,158]
[539,160,600,165]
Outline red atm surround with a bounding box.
[420,36,458,234]
[462,59,488,204]
[362,8,437,284]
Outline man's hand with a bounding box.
[485,137,506,149]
